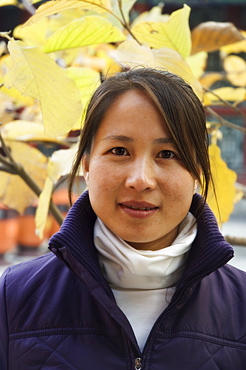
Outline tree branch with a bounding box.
[225,235,246,247]
[20,0,36,15]
[203,86,246,119]
[118,0,141,44]
[0,162,17,174]
[0,133,64,225]
[205,106,246,133]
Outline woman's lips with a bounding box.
[119,201,159,218]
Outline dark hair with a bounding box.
[68,68,211,214]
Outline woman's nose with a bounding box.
[125,158,156,191]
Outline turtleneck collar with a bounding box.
[49,192,234,290]
[94,212,197,289]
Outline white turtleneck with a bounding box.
[94,213,197,351]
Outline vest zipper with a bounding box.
[135,357,142,369]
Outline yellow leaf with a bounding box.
[191,21,244,55]
[95,44,121,76]
[112,40,203,99]
[186,52,207,79]
[13,19,48,47]
[204,87,245,104]
[0,54,35,106]
[3,40,83,137]
[1,120,66,143]
[207,144,237,224]
[131,4,169,26]
[199,72,223,89]
[0,85,35,107]
[35,145,80,237]
[108,0,136,27]
[223,55,246,87]
[131,4,191,59]
[0,141,47,214]
[66,67,100,101]
[153,47,203,99]
[35,177,53,239]
[221,31,246,54]
[65,67,100,128]
[42,15,126,53]
[16,8,89,47]
[0,0,18,6]
[48,145,81,182]
[234,185,244,204]
[24,0,112,27]
[112,39,155,66]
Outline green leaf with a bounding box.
[42,15,126,53]
[65,66,101,129]
[3,40,83,137]
[66,66,100,103]
[131,4,191,59]
[25,0,113,27]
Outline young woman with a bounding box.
[1,68,246,369]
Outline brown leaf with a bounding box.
[191,22,244,55]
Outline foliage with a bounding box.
[207,143,237,225]
[0,0,245,239]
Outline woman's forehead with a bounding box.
[90,90,175,147]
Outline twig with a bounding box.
[21,0,36,15]
[203,86,246,119]
[0,153,16,173]
[225,235,246,247]
[54,175,69,191]
[0,131,16,164]
[17,163,64,225]
[0,133,64,225]
[118,0,141,44]
[205,106,246,134]
[0,163,17,174]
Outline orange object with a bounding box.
[50,188,77,235]
[0,204,19,255]
[17,205,51,248]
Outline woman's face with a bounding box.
[83,90,196,250]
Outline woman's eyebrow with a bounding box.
[153,138,175,144]
[102,135,134,142]
[102,135,174,144]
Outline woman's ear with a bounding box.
[82,155,90,185]
[194,179,199,194]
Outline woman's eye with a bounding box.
[157,150,175,159]
[111,147,128,156]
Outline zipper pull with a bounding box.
[135,357,142,369]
